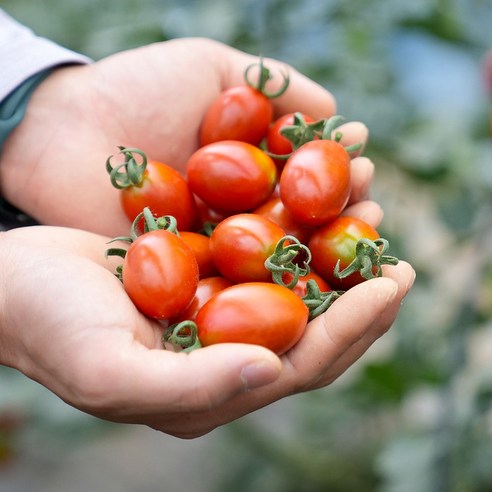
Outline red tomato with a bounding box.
[279,139,351,226]
[254,196,314,245]
[199,86,273,146]
[179,231,219,279]
[266,112,314,170]
[120,160,198,231]
[196,282,309,355]
[308,216,380,290]
[169,276,233,324]
[186,141,277,214]
[122,229,199,319]
[210,213,286,284]
[193,195,228,229]
[283,270,332,298]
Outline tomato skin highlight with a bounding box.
[120,160,197,231]
[196,282,309,355]
[199,86,273,146]
[308,216,380,290]
[169,276,233,324]
[122,229,199,319]
[279,139,351,227]
[186,141,277,214]
[210,213,286,284]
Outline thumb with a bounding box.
[87,343,282,420]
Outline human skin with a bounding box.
[0,38,415,438]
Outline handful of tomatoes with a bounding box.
[105,58,399,356]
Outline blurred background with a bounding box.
[1,0,492,490]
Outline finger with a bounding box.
[82,342,281,421]
[141,264,414,437]
[332,121,369,158]
[220,46,337,120]
[342,200,384,229]
[308,261,416,390]
[280,276,398,389]
[347,156,375,205]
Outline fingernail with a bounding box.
[240,360,281,391]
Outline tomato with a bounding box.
[279,139,351,226]
[193,195,228,229]
[186,141,277,214]
[200,86,273,146]
[195,282,309,355]
[254,196,314,245]
[308,216,380,290]
[119,160,198,231]
[210,213,286,283]
[169,276,233,324]
[266,112,315,170]
[283,270,332,298]
[178,231,219,279]
[122,229,199,319]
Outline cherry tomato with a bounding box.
[179,231,219,279]
[199,86,273,146]
[279,139,351,226]
[193,195,228,229]
[254,196,314,245]
[186,141,277,214]
[169,276,233,324]
[120,160,198,231]
[283,270,332,298]
[308,216,380,290]
[266,112,314,170]
[122,229,199,319]
[196,282,309,355]
[210,213,286,283]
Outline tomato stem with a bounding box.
[244,56,290,98]
[163,321,202,352]
[105,207,180,279]
[265,235,312,289]
[279,112,326,151]
[106,146,148,189]
[334,237,400,281]
[302,280,344,320]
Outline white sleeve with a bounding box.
[0,9,92,101]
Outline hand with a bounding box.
[0,205,414,439]
[0,38,370,236]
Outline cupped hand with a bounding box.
[0,38,369,236]
[0,202,414,439]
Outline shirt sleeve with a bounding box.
[0,9,92,102]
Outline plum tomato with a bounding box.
[266,112,315,170]
[253,196,314,245]
[279,139,351,227]
[282,270,332,298]
[186,141,277,214]
[169,276,233,325]
[107,148,198,231]
[122,229,199,319]
[195,282,309,355]
[199,85,273,147]
[178,231,219,279]
[308,216,380,290]
[209,213,286,284]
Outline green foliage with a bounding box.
[1,0,492,489]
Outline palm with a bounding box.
[2,38,344,236]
